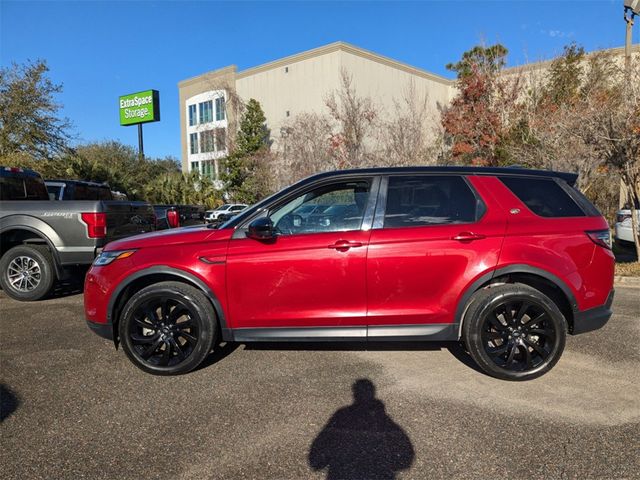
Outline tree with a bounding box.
[441,44,520,166]
[0,60,73,158]
[221,98,272,203]
[376,83,439,167]
[325,69,378,168]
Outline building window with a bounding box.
[286,110,290,117]
[215,128,226,151]
[285,67,289,73]
[188,104,197,126]
[189,133,198,154]
[202,160,214,178]
[215,97,225,121]
[199,100,213,124]
[190,161,199,173]
[200,130,215,153]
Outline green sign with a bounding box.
[119,90,160,126]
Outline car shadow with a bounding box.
[308,378,415,480]
[243,341,488,376]
[48,266,88,299]
[0,384,20,422]
[194,341,241,371]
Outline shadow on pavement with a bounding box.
[48,266,88,299]
[309,378,414,480]
[0,384,20,422]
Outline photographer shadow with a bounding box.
[309,379,414,480]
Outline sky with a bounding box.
[1,0,638,160]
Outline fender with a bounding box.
[107,265,229,341]
[454,264,579,336]
[0,223,63,278]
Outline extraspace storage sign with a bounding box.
[119,90,160,126]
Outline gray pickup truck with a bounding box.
[0,167,155,301]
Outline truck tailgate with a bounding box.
[103,201,155,242]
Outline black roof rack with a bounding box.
[303,166,578,186]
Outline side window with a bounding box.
[499,177,585,218]
[384,175,480,228]
[269,180,371,236]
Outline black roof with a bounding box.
[303,166,578,186]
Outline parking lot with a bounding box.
[1,285,639,479]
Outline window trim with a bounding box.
[373,174,486,230]
[232,176,380,239]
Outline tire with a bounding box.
[462,283,567,381]
[118,281,217,375]
[0,244,56,301]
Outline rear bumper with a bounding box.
[571,290,614,335]
[86,320,113,340]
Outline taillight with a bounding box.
[586,230,611,249]
[167,209,180,228]
[81,212,107,238]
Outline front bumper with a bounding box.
[571,290,614,335]
[86,320,113,340]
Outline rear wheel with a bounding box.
[462,283,567,381]
[0,245,55,301]
[119,281,217,375]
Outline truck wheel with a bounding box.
[0,245,56,301]
[462,283,567,381]
[118,281,217,375]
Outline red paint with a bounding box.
[85,172,615,336]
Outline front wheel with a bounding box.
[462,283,567,381]
[119,281,217,375]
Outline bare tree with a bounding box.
[325,69,378,169]
[276,112,333,188]
[376,82,440,167]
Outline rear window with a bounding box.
[499,177,585,217]
[0,175,48,200]
[70,184,112,200]
[384,175,482,228]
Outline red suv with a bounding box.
[85,167,614,380]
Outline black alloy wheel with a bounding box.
[119,281,217,375]
[463,283,567,381]
[481,299,556,371]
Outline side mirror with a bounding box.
[247,217,276,240]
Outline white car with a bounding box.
[614,208,639,245]
[205,204,248,223]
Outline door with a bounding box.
[366,175,506,327]
[226,178,377,329]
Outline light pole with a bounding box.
[625,0,639,71]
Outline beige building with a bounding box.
[178,42,454,181]
[178,41,639,181]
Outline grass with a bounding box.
[615,261,640,277]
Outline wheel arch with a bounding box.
[455,264,578,337]
[107,266,229,347]
[0,227,63,278]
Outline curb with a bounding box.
[614,276,640,287]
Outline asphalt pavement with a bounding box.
[1,286,639,479]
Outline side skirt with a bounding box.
[225,324,459,343]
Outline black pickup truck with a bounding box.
[0,167,155,301]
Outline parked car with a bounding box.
[154,205,206,230]
[84,166,614,380]
[46,179,113,201]
[1,167,155,301]
[614,206,639,246]
[204,204,247,223]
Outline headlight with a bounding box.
[93,250,136,266]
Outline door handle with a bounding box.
[328,240,363,250]
[452,232,486,241]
